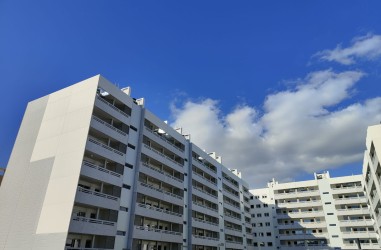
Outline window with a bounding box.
[266,232,271,236]
[257,213,262,217]
[251,205,254,208]
[325,202,331,204]
[256,204,261,208]
[268,242,273,246]
[262,195,267,198]
[264,204,268,207]
[265,222,270,226]
[264,213,269,217]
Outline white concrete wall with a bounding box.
[0,76,99,250]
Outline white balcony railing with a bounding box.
[143,144,183,167]
[77,186,119,201]
[139,181,183,200]
[83,161,121,178]
[92,115,127,137]
[137,203,182,217]
[141,162,183,183]
[135,225,182,235]
[88,137,125,157]
[96,95,130,118]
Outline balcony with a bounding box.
[343,243,380,249]
[135,203,182,224]
[278,233,327,240]
[192,201,218,216]
[334,197,367,205]
[192,170,217,188]
[137,181,183,206]
[192,235,219,246]
[192,217,219,231]
[336,207,370,216]
[140,162,183,188]
[192,157,217,176]
[193,186,218,201]
[86,137,125,165]
[277,221,326,229]
[133,225,182,243]
[331,186,363,194]
[142,144,183,169]
[277,210,324,219]
[339,219,374,227]
[75,186,120,210]
[275,189,320,199]
[95,95,130,123]
[80,161,122,186]
[225,241,244,249]
[341,231,378,238]
[90,115,128,142]
[277,200,322,208]
[68,216,116,236]
[143,126,184,155]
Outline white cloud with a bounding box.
[171,70,381,187]
[318,34,381,65]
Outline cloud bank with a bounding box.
[318,34,381,65]
[170,35,381,188]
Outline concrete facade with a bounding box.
[0,75,252,250]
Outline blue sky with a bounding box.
[1,1,381,187]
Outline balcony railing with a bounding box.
[192,201,218,212]
[193,217,219,226]
[143,144,183,167]
[141,162,183,183]
[83,161,121,178]
[88,137,125,156]
[135,225,182,235]
[144,127,184,152]
[193,235,219,241]
[192,171,217,186]
[92,115,127,137]
[96,95,130,118]
[139,181,183,200]
[137,203,182,217]
[77,186,119,201]
[72,216,116,226]
[193,186,218,199]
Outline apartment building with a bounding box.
[0,75,252,250]
[249,182,277,249]
[363,124,381,248]
[250,172,378,250]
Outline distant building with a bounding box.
[250,172,379,249]
[0,75,252,250]
[363,124,381,248]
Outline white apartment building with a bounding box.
[0,75,252,250]
[250,172,379,250]
[363,124,381,248]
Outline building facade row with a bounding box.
[0,75,381,250]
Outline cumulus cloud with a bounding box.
[317,34,381,65]
[171,70,381,187]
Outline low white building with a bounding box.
[250,172,378,249]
